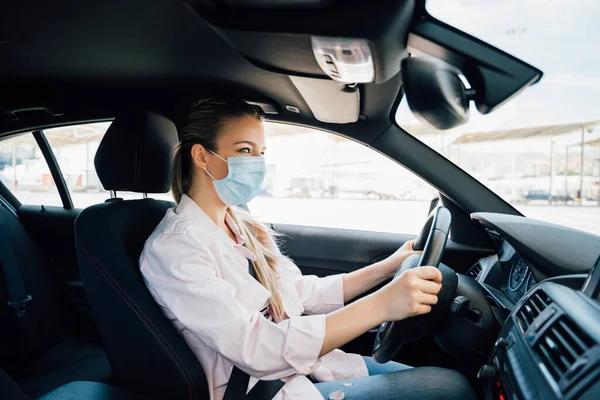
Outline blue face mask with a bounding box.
[205,150,267,206]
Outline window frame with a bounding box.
[0,130,69,210]
[33,130,74,209]
[0,121,115,211]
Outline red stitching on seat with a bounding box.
[79,239,195,399]
[78,238,196,399]
[79,240,198,399]
[77,232,198,396]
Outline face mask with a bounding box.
[205,150,267,206]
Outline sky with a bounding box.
[396,0,600,149]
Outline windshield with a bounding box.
[397,0,600,235]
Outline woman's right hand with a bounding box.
[377,266,443,322]
[320,266,443,357]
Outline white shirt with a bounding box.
[139,194,368,400]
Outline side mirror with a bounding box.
[402,57,475,130]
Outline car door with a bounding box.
[248,122,494,365]
[6,120,493,367]
[0,124,170,337]
[272,223,493,367]
[0,130,97,334]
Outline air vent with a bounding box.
[467,263,482,279]
[534,316,595,390]
[517,290,552,331]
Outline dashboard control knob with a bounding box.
[495,337,511,350]
[493,357,501,372]
[450,296,482,322]
[477,364,496,381]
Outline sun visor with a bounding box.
[289,76,359,124]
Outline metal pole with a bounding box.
[565,146,569,205]
[333,142,338,198]
[512,139,517,200]
[85,141,90,191]
[548,137,554,205]
[12,143,16,191]
[441,131,445,156]
[579,127,585,206]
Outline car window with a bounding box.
[0,133,63,206]
[40,121,437,233]
[44,123,173,208]
[394,0,600,236]
[247,122,437,234]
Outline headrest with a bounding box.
[95,111,178,193]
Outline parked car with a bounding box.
[523,190,575,203]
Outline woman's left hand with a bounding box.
[381,240,422,279]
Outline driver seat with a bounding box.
[74,111,210,399]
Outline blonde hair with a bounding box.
[171,97,286,321]
[226,207,287,321]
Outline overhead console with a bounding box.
[186,0,542,129]
[185,0,414,83]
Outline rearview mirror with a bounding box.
[402,57,474,130]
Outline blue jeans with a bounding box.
[361,356,412,375]
[314,357,477,400]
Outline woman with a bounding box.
[140,98,476,399]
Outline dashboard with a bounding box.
[467,212,600,400]
[466,240,538,305]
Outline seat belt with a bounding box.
[223,259,284,399]
[223,364,251,400]
[0,209,32,317]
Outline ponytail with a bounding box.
[171,143,185,204]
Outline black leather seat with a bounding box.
[74,112,210,400]
[0,204,112,398]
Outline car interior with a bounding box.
[1,0,599,399]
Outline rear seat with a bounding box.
[1,365,153,400]
[0,204,112,398]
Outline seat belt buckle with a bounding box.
[8,295,32,317]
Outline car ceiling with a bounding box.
[0,0,415,143]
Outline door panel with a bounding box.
[19,205,81,282]
[273,224,416,277]
[18,205,99,337]
[273,223,494,277]
[273,223,494,367]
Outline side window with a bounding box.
[247,122,438,234]
[44,123,173,208]
[0,133,63,206]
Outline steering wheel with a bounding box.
[372,206,458,363]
